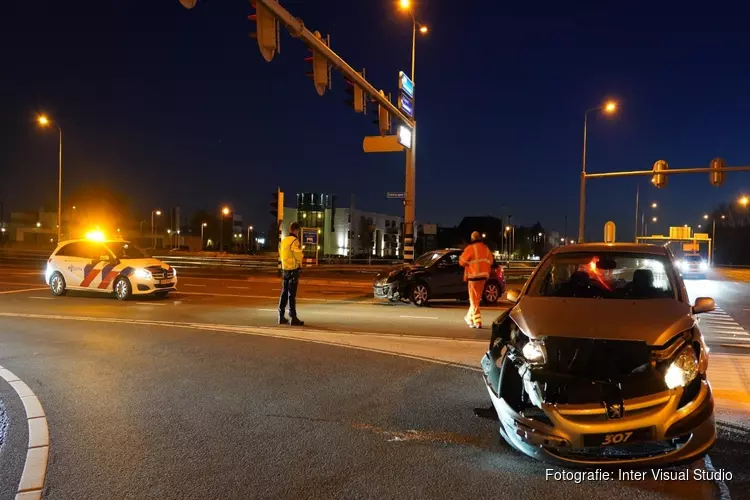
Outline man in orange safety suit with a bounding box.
[459,231,494,329]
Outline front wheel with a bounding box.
[483,281,501,304]
[114,277,132,301]
[410,283,430,307]
[50,272,67,296]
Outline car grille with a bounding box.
[146,266,174,280]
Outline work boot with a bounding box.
[289,317,305,326]
[278,315,289,325]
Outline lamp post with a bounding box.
[201,222,207,250]
[220,206,230,252]
[247,225,254,253]
[578,100,618,242]
[37,115,63,242]
[151,210,162,248]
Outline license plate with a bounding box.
[158,279,171,285]
[583,427,654,447]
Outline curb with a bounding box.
[0,366,49,500]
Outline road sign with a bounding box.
[399,71,414,98]
[398,94,413,119]
[363,135,405,153]
[301,229,318,245]
[397,125,412,149]
[387,192,405,199]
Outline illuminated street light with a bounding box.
[740,195,749,207]
[651,202,658,209]
[220,206,231,252]
[36,114,63,242]
[703,214,709,220]
[222,207,230,216]
[419,25,428,34]
[604,101,617,114]
[201,222,208,250]
[652,217,658,223]
[36,222,41,228]
[399,0,410,9]
[151,209,162,248]
[721,215,726,219]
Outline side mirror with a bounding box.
[99,255,110,262]
[693,297,716,314]
[506,289,521,304]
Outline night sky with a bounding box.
[2,1,750,240]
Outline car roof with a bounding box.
[56,238,129,246]
[550,242,669,256]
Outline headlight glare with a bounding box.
[665,347,699,389]
[700,261,708,271]
[522,339,546,365]
[134,269,152,280]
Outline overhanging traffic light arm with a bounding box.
[585,165,750,179]
[256,0,414,128]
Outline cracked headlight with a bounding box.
[522,339,547,365]
[134,269,152,280]
[665,347,699,389]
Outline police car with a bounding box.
[45,235,177,300]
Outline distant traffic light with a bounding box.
[710,157,726,187]
[248,0,278,63]
[344,71,366,114]
[651,160,669,189]
[304,31,331,97]
[270,188,284,221]
[370,90,391,136]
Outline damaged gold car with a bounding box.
[481,243,716,466]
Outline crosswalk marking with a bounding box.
[699,306,750,348]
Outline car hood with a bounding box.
[374,264,422,282]
[510,297,694,346]
[119,258,167,269]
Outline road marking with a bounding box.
[181,284,206,287]
[257,308,277,312]
[399,315,440,320]
[177,290,374,304]
[227,286,250,290]
[136,302,167,306]
[28,297,54,300]
[0,287,48,295]
[0,365,49,497]
[716,336,750,342]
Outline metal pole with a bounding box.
[578,112,589,242]
[641,213,645,237]
[220,213,224,253]
[57,127,62,242]
[402,14,418,263]
[634,185,639,242]
[411,15,416,84]
[201,224,205,250]
[257,0,412,128]
[712,219,716,266]
[151,212,155,248]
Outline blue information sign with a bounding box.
[399,71,414,98]
[302,230,318,245]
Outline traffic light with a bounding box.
[651,160,669,189]
[270,188,284,221]
[370,90,391,136]
[249,0,278,63]
[710,157,726,187]
[304,31,331,97]
[344,71,366,113]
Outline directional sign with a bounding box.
[398,94,414,119]
[302,229,318,245]
[363,135,405,153]
[397,125,412,149]
[399,71,414,98]
[387,192,405,199]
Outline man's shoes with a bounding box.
[278,316,289,325]
[289,317,305,326]
[465,316,474,328]
[471,323,483,329]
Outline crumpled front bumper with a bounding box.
[373,281,401,300]
[485,369,715,466]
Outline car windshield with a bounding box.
[106,241,147,260]
[412,251,445,267]
[684,255,703,262]
[529,252,676,299]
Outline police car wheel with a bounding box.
[114,277,132,301]
[50,272,67,296]
[483,281,500,304]
[410,283,430,307]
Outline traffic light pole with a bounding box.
[578,163,750,241]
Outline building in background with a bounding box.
[280,193,402,258]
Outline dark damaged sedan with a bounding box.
[481,243,716,466]
[373,249,505,306]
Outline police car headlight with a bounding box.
[134,269,152,280]
[700,261,709,271]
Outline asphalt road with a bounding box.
[0,261,749,499]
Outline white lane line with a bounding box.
[0,365,49,497]
[181,284,206,287]
[227,286,250,290]
[136,302,167,306]
[399,315,440,320]
[28,297,54,301]
[0,288,48,295]
[715,336,750,342]
[178,291,374,304]
[257,308,277,312]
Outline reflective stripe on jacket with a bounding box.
[280,235,304,271]
[459,242,493,281]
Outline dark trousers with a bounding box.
[278,269,300,318]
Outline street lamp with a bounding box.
[651,202,658,209]
[151,209,162,248]
[36,222,41,228]
[220,206,230,252]
[247,225,254,253]
[652,216,658,223]
[201,222,207,250]
[579,100,618,241]
[703,214,709,220]
[740,195,749,207]
[37,114,63,242]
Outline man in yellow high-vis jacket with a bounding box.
[278,222,305,326]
